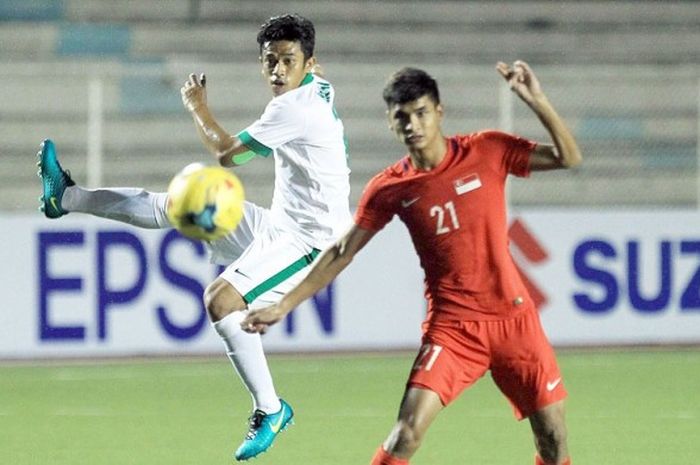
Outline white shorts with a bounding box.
[207,202,321,309]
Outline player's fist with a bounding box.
[496,60,542,104]
[241,305,287,334]
[181,73,207,112]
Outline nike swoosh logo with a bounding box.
[269,405,286,433]
[401,197,420,208]
[546,378,562,391]
[49,196,60,212]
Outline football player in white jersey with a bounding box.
[37,14,351,461]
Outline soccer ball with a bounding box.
[166,163,245,241]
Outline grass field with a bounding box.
[1,349,698,465]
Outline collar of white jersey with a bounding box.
[299,73,314,86]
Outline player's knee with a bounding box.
[204,280,246,322]
[534,422,568,463]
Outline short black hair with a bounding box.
[257,14,315,60]
[382,67,440,107]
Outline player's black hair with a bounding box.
[382,67,441,107]
[257,14,315,60]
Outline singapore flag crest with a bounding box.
[454,173,482,195]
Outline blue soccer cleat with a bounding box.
[234,399,294,461]
[36,139,74,219]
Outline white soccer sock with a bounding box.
[212,311,281,414]
[62,186,171,229]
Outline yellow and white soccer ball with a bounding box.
[166,163,245,241]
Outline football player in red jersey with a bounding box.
[242,61,582,465]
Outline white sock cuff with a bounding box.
[212,311,246,338]
[152,192,171,228]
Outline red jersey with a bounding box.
[355,131,537,322]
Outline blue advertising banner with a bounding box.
[2,210,699,359]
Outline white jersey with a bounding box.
[237,73,351,249]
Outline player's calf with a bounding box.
[383,419,424,458]
[530,401,569,465]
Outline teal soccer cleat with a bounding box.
[234,399,294,461]
[36,139,74,219]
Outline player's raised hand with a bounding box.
[240,305,287,334]
[181,73,207,112]
[496,61,543,104]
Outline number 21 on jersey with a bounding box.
[412,343,443,371]
[430,201,460,235]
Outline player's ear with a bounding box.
[304,56,317,73]
[310,62,325,78]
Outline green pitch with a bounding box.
[1,349,698,464]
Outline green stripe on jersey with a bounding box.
[238,131,272,157]
[231,151,256,165]
[243,248,321,304]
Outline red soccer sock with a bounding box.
[371,446,410,465]
[535,455,571,465]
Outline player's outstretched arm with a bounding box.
[496,61,582,171]
[181,73,250,167]
[241,225,376,333]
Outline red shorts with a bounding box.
[407,307,567,420]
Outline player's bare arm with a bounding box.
[241,225,376,333]
[496,60,582,171]
[181,73,250,167]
